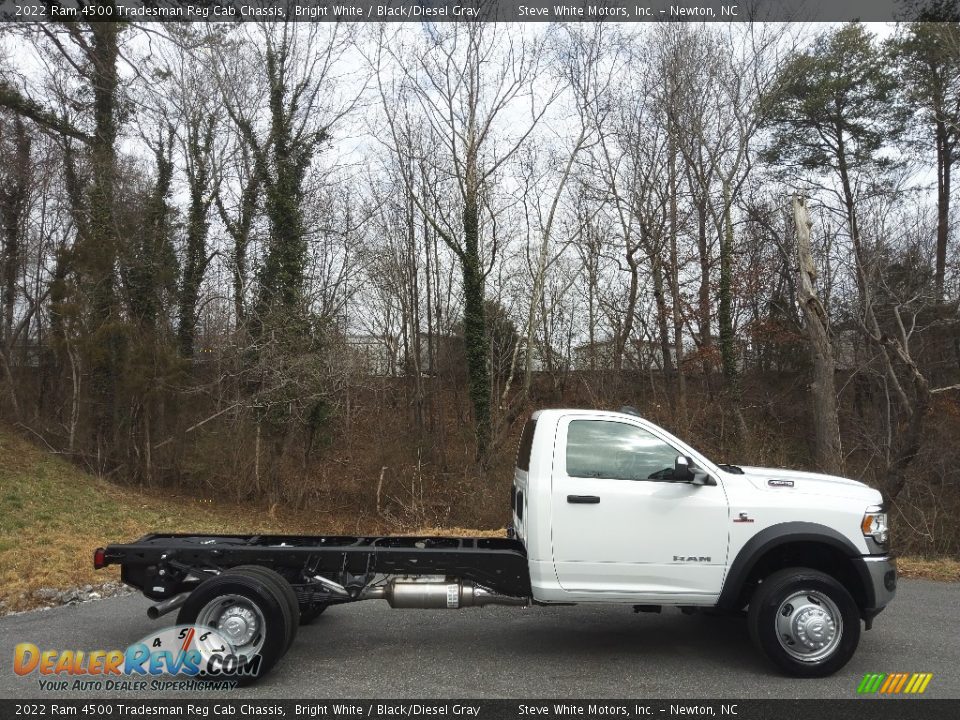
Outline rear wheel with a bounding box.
[748,567,860,677]
[225,566,299,651]
[177,568,294,683]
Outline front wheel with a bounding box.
[747,567,861,677]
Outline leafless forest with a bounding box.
[0,16,958,554]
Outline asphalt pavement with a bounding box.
[0,579,956,699]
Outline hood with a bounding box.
[734,465,883,505]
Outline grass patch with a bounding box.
[0,427,387,612]
[0,426,505,613]
[896,556,960,582]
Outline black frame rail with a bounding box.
[99,533,532,601]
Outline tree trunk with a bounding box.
[217,158,259,330]
[718,184,749,445]
[462,179,491,458]
[668,139,686,419]
[617,250,640,374]
[178,199,206,358]
[835,128,866,308]
[651,251,673,376]
[1,116,30,348]
[934,119,952,302]
[175,114,214,356]
[718,183,738,386]
[406,172,424,435]
[792,195,842,474]
[696,197,712,376]
[84,23,123,460]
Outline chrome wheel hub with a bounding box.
[195,593,266,657]
[218,605,259,646]
[792,606,835,649]
[775,590,842,663]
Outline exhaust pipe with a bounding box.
[361,579,528,609]
[147,592,190,620]
[309,574,351,597]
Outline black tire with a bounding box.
[747,567,861,678]
[300,603,328,625]
[177,569,294,684]
[225,565,299,651]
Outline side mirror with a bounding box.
[689,470,712,486]
[673,455,695,482]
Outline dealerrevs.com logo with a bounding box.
[12,625,260,691]
[857,672,934,695]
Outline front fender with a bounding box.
[717,521,864,611]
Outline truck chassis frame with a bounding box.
[99,533,532,609]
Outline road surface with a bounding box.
[0,579,956,698]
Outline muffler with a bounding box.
[362,578,528,609]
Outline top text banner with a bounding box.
[0,0,930,22]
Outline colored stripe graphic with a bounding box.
[894,673,910,693]
[858,672,932,695]
[857,673,887,693]
[879,674,897,693]
[857,673,885,693]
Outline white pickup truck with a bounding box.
[97,407,896,682]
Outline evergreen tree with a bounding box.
[892,10,960,300]
[762,22,906,297]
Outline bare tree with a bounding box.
[1,19,129,461]
[215,22,359,323]
[499,24,617,423]
[375,22,555,459]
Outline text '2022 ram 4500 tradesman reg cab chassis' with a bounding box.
[95,408,896,682]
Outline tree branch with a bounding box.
[0,81,91,143]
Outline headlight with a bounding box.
[861,507,889,547]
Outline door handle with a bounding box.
[567,495,600,504]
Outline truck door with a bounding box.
[551,416,729,598]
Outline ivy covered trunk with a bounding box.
[178,116,214,358]
[259,151,307,315]
[81,22,123,461]
[462,168,491,459]
[251,43,317,323]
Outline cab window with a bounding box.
[516,418,536,471]
[565,420,678,481]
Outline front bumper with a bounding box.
[853,554,897,625]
